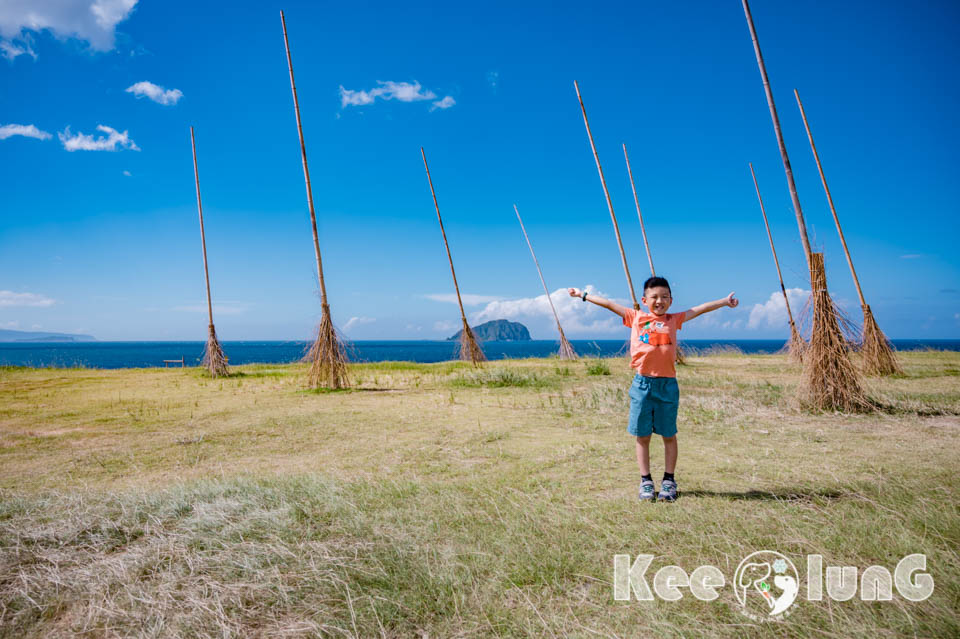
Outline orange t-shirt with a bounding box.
[622,309,687,377]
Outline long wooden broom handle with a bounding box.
[750,162,797,329]
[281,10,328,305]
[574,81,639,310]
[794,89,867,308]
[622,143,656,277]
[742,0,813,270]
[190,127,214,328]
[513,204,565,333]
[422,148,470,326]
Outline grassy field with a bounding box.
[0,351,958,637]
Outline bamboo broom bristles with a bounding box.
[513,205,576,360]
[574,81,639,310]
[421,148,485,366]
[190,127,229,378]
[749,162,805,362]
[281,10,348,389]
[793,89,900,375]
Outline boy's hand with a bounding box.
[726,292,739,308]
[568,287,582,298]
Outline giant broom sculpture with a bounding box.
[190,127,229,378]
[513,204,576,359]
[794,89,901,376]
[422,148,486,366]
[750,162,805,361]
[742,0,868,411]
[281,11,348,389]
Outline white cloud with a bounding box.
[423,293,503,306]
[471,285,626,336]
[122,170,131,176]
[172,301,249,315]
[125,80,182,105]
[900,254,922,259]
[1,320,19,329]
[343,316,375,332]
[0,0,138,56]
[430,96,456,111]
[747,288,809,330]
[0,290,56,307]
[340,81,440,108]
[59,124,138,151]
[0,123,51,140]
[486,70,498,90]
[0,38,34,60]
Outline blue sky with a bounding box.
[1,0,958,341]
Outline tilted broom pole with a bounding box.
[574,80,640,310]
[190,127,215,331]
[750,162,797,330]
[514,204,576,359]
[741,0,813,269]
[623,143,656,277]
[793,89,865,307]
[422,148,485,364]
[282,10,328,306]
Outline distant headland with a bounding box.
[0,329,97,343]
[447,319,531,342]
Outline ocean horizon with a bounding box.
[1,339,958,370]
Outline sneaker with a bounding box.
[638,479,656,502]
[658,479,678,502]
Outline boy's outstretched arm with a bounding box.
[684,292,738,322]
[567,288,632,319]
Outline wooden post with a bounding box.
[281,10,328,305]
[622,143,656,277]
[514,204,576,359]
[190,127,215,330]
[749,162,797,331]
[741,0,813,268]
[574,81,639,310]
[793,89,865,307]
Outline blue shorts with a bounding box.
[627,374,679,438]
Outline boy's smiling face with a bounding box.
[641,286,672,316]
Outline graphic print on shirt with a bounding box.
[637,319,672,347]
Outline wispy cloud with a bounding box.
[122,170,131,176]
[125,80,182,105]
[433,319,458,333]
[340,80,452,110]
[0,290,56,307]
[59,124,139,151]
[424,293,503,306]
[0,123,51,140]
[343,316,375,332]
[0,38,34,60]
[471,285,626,336]
[430,95,456,111]
[747,288,809,330]
[0,0,138,58]
[900,254,923,259]
[486,70,498,90]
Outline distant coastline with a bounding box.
[0,329,97,343]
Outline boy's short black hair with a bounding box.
[643,276,671,296]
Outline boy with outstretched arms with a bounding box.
[568,278,738,501]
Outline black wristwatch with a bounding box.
[581,290,588,301]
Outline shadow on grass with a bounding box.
[298,387,404,395]
[682,489,844,502]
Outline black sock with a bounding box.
[663,472,675,482]
[641,474,652,482]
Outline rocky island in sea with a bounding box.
[447,319,531,342]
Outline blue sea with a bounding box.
[1,339,958,370]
